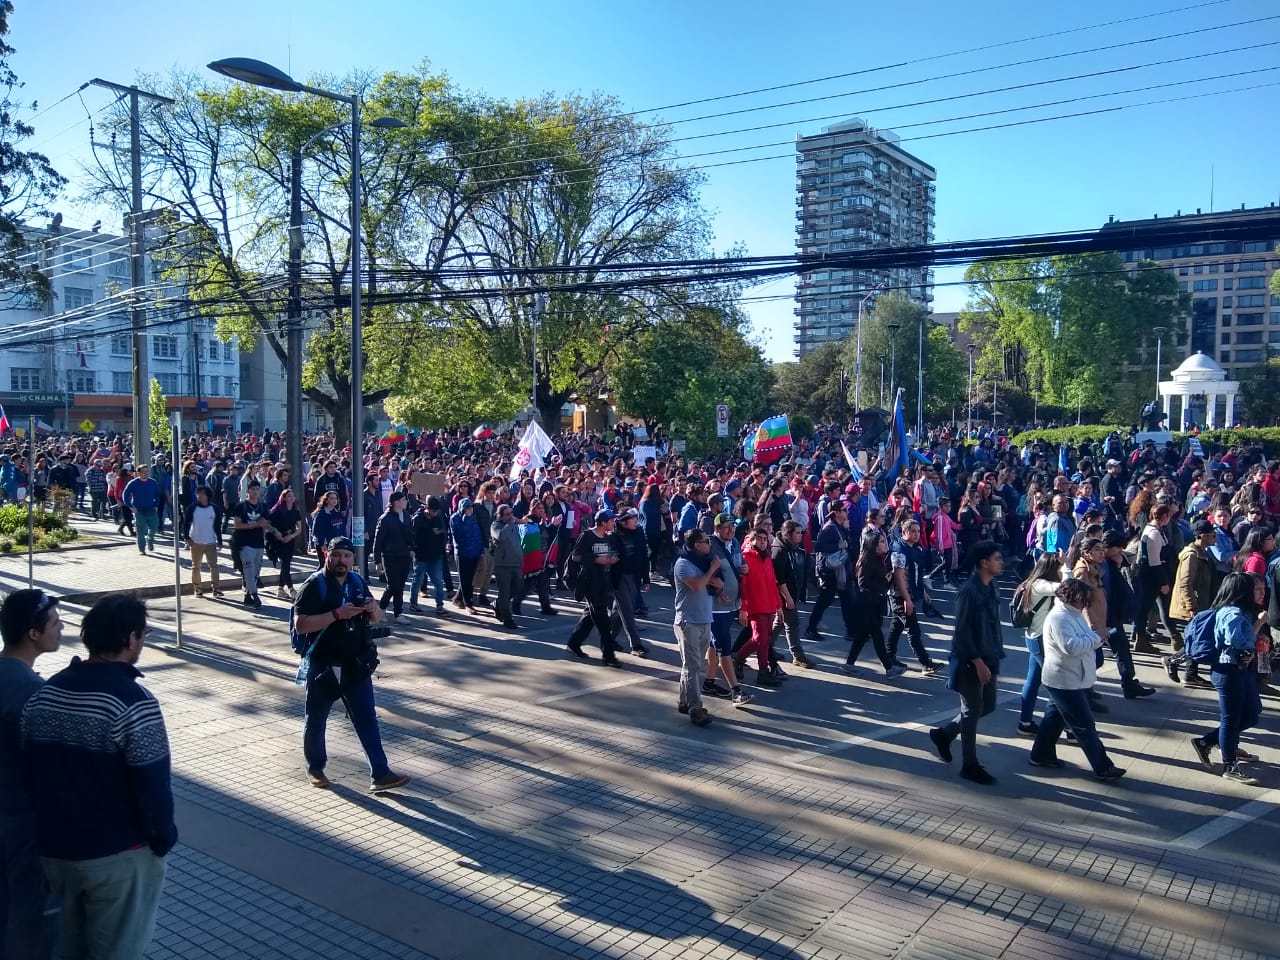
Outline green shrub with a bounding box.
[1008,426,1127,447]
[0,539,12,553]
[1176,428,1280,452]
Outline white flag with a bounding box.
[510,421,556,480]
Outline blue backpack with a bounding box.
[1181,608,1219,666]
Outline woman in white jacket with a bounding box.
[1028,578,1125,780]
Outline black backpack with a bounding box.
[1010,582,1049,629]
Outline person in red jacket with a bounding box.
[738,526,781,685]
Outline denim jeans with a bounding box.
[303,669,390,779]
[1031,685,1114,774]
[1203,665,1263,765]
[239,546,264,598]
[1020,633,1044,724]
[1106,625,1138,688]
[133,507,158,552]
[410,556,445,607]
[1,813,47,960]
[610,572,644,649]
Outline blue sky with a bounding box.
[13,0,1280,360]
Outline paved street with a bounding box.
[18,538,1280,960]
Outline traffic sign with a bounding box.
[715,404,730,438]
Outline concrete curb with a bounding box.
[62,572,283,606]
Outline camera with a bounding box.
[367,623,392,641]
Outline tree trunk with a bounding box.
[537,397,565,436]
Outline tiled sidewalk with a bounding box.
[96,640,1279,960]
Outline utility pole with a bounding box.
[287,148,305,515]
[89,79,174,464]
[916,312,925,438]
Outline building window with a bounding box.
[1237,260,1267,272]
[1236,331,1263,344]
[111,333,131,356]
[152,335,178,359]
[1220,350,1231,363]
[1237,276,1266,290]
[112,371,132,394]
[208,338,219,360]
[1223,262,1234,273]
[1238,295,1266,307]
[66,370,96,393]
[1192,279,1218,292]
[9,369,41,391]
[1222,297,1233,308]
[222,341,234,361]
[1272,311,1280,325]
[73,337,95,354]
[155,373,179,393]
[1221,332,1232,345]
[1237,313,1264,326]
[1269,329,1280,344]
[63,287,93,309]
[1222,315,1232,326]
[1235,349,1264,363]
[107,253,130,279]
[1178,267,1189,276]
[1243,241,1271,253]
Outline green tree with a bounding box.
[1240,353,1280,426]
[0,1,65,307]
[960,253,1187,421]
[612,307,771,450]
[148,378,169,450]
[847,293,967,420]
[769,341,848,423]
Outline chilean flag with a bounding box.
[0,405,9,436]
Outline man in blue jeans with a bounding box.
[122,464,161,554]
[292,538,409,792]
[409,496,448,614]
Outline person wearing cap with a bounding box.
[292,538,409,793]
[566,510,621,666]
[608,508,650,656]
[0,589,63,958]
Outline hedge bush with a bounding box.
[1008,426,1127,447]
[1178,428,1280,452]
[0,504,69,539]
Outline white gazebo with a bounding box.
[1158,351,1239,430]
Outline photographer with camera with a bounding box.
[292,537,410,793]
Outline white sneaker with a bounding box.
[1222,764,1259,785]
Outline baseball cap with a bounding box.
[457,497,473,510]
[1193,519,1214,535]
[326,537,355,553]
[620,508,639,520]
[594,509,615,524]
[714,512,734,527]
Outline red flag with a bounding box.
[0,405,10,435]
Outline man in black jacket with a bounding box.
[609,508,650,656]
[408,496,448,614]
[929,541,1005,785]
[362,475,383,578]
[205,460,228,547]
[772,521,812,668]
[567,510,621,666]
[372,491,411,619]
[292,538,408,792]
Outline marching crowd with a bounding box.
[0,420,1278,958]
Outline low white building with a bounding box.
[0,220,241,432]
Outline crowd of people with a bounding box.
[0,418,1277,958]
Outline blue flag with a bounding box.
[884,389,908,482]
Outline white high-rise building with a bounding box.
[794,119,936,356]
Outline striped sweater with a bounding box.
[21,657,177,860]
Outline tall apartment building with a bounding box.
[1104,206,1280,373]
[794,119,936,356]
[0,221,240,432]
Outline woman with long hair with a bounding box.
[846,534,898,676]
[1134,503,1177,651]
[1016,552,1063,737]
[1189,572,1266,784]
[1028,578,1126,780]
[269,488,303,598]
[1235,526,1275,577]
[310,490,347,568]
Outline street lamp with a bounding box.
[886,319,901,403]
[966,343,977,438]
[853,279,886,410]
[208,57,404,568]
[1151,325,1167,403]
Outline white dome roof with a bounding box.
[1170,351,1226,381]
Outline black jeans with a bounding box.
[848,595,893,669]
[569,595,617,659]
[277,544,296,590]
[1105,625,1139,689]
[937,669,997,768]
[808,582,856,638]
[1135,567,1175,641]
[888,600,935,669]
[455,555,478,606]
[379,556,411,616]
[1031,685,1114,774]
[514,568,553,614]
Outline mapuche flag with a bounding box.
[744,415,791,465]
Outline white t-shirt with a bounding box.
[189,503,218,545]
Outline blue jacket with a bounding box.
[311,508,348,548]
[451,510,483,560]
[122,476,161,511]
[21,658,177,860]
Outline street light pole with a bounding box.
[1152,326,1167,402]
[287,148,305,517]
[966,344,976,438]
[887,321,900,402]
[206,59,406,570]
[916,312,924,438]
[853,281,884,410]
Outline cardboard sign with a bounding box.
[410,472,448,497]
[632,445,657,464]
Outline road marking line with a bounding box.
[536,675,658,704]
[1169,789,1280,849]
